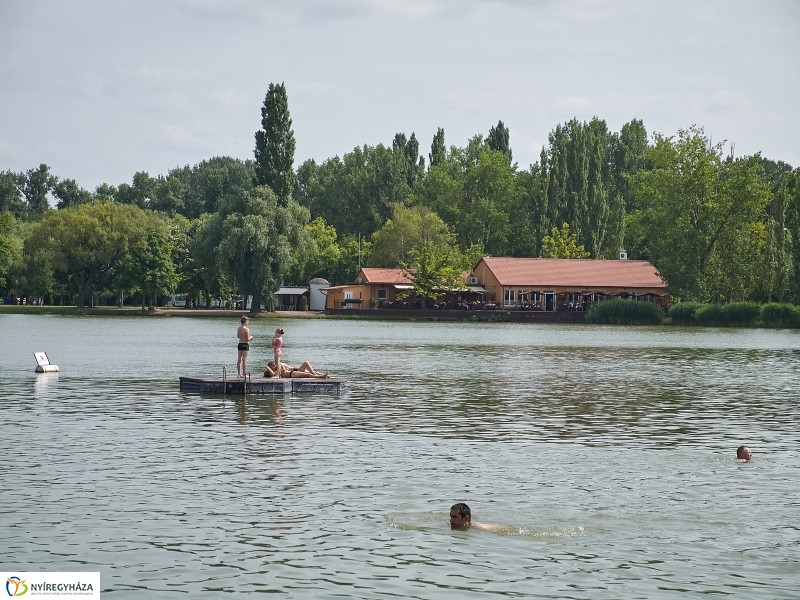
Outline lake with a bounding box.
[1,314,799,598]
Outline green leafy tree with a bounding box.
[787,169,800,302]
[188,214,228,307]
[753,159,795,302]
[538,118,621,258]
[612,118,649,212]
[202,186,309,313]
[511,163,545,257]
[541,222,590,258]
[290,217,341,282]
[327,234,371,285]
[254,83,295,204]
[429,127,446,168]
[631,127,770,301]
[115,171,156,209]
[295,143,412,239]
[53,179,93,209]
[150,170,189,216]
[487,120,512,163]
[129,229,179,308]
[393,132,424,187]
[399,238,465,308]
[419,137,516,255]
[0,212,23,290]
[184,157,256,218]
[21,164,56,215]
[370,205,453,267]
[0,171,25,218]
[94,183,117,203]
[27,202,152,307]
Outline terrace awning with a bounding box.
[394,284,414,290]
[467,285,488,294]
[275,287,309,295]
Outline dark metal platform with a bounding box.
[179,374,346,395]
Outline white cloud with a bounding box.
[0,139,28,160]
[0,0,797,187]
[174,0,461,24]
[151,124,196,150]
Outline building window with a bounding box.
[377,289,387,299]
[504,289,515,306]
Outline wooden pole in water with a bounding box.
[223,366,227,396]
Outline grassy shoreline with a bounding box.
[0,306,323,318]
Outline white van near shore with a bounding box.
[168,294,187,307]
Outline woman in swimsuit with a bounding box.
[264,361,329,379]
[272,328,284,378]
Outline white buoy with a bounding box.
[34,351,59,373]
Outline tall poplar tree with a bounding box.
[254,83,296,204]
[538,118,619,258]
[487,120,512,162]
[429,128,446,168]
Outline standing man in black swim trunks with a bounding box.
[237,315,253,378]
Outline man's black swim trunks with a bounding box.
[238,343,249,351]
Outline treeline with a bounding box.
[1,83,799,309]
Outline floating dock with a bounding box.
[179,374,346,395]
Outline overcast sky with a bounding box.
[1,0,798,190]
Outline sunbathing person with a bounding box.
[264,360,330,379]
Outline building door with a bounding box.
[545,292,554,311]
[344,291,352,309]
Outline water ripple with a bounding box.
[1,315,799,598]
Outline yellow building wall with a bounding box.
[325,284,407,309]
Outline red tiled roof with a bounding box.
[480,257,666,289]
[357,268,412,285]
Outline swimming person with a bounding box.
[237,316,253,378]
[449,503,489,530]
[272,328,284,379]
[737,445,752,461]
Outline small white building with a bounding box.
[308,278,330,311]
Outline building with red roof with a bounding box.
[473,256,667,311]
[323,258,668,312]
[323,267,413,309]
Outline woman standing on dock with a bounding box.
[272,328,284,378]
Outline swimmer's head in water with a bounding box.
[450,503,471,529]
[737,445,752,460]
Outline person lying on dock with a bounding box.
[450,503,491,530]
[264,361,330,379]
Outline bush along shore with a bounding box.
[584,299,800,328]
[585,298,664,325]
[667,301,800,328]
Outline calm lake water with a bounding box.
[1,314,799,598]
